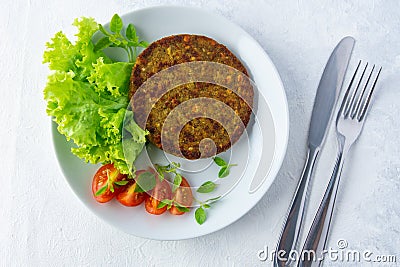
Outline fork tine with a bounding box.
[351,65,375,119]
[345,62,368,117]
[339,60,361,117]
[358,66,382,121]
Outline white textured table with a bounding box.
[2,0,399,266]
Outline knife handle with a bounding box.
[297,144,347,267]
[274,146,319,267]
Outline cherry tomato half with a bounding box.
[145,179,172,215]
[116,170,147,207]
[92,164,126,203]
[170,177,193,215]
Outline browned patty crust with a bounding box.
[129,34,253,159]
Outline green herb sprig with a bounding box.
[155,161,223,224]
[95,169,129,196]
[194,196,221,225]
[213,157,237,178]
[155,162,182,192]
[157,199,191,213]
[94,14,149,62]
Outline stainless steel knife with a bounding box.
[274,36,355,267]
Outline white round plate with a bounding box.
[52,6,289,240]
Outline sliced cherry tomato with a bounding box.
[170,177,193,215]
[116,170,147,207]
[92,164,126,203]
[116,180,146,206]
[145,179,172,215]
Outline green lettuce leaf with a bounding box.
[43,17,105,78]
[43,32,79,73]
[43,17,147,175]
[88,58,134,97]
[122,110,148,174]
[44,71,127,146]
[73,17,111,80]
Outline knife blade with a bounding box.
[308,36,356,148]
[273,36,355,267]
[249,37,355,193]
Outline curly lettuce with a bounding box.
[43,17,147,174]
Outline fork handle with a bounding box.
[298,146,348,267]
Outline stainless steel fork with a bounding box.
[298,61,382,267]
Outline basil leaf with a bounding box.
[157,202,167,209]
[172,173,182,192]
[134,172,156,192]
[171,162,181,168]
[125,24,137,41]
[203,204,211,209]
[213,157,226,167]
[110,14,123,33]
[94,36,111,52]
[108,35,121,45]
[138,40,149,48]
[98,24,110,36]
[114,180,129,186]
[195,207,206,225]
[197,181,217,193]
[120,39,128,46]
[157,199,172,209]
[127,41,138,47]
[155,164,168,180]
[218,166,229,178]
[95,185,108,196]
[175,204,190,213]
